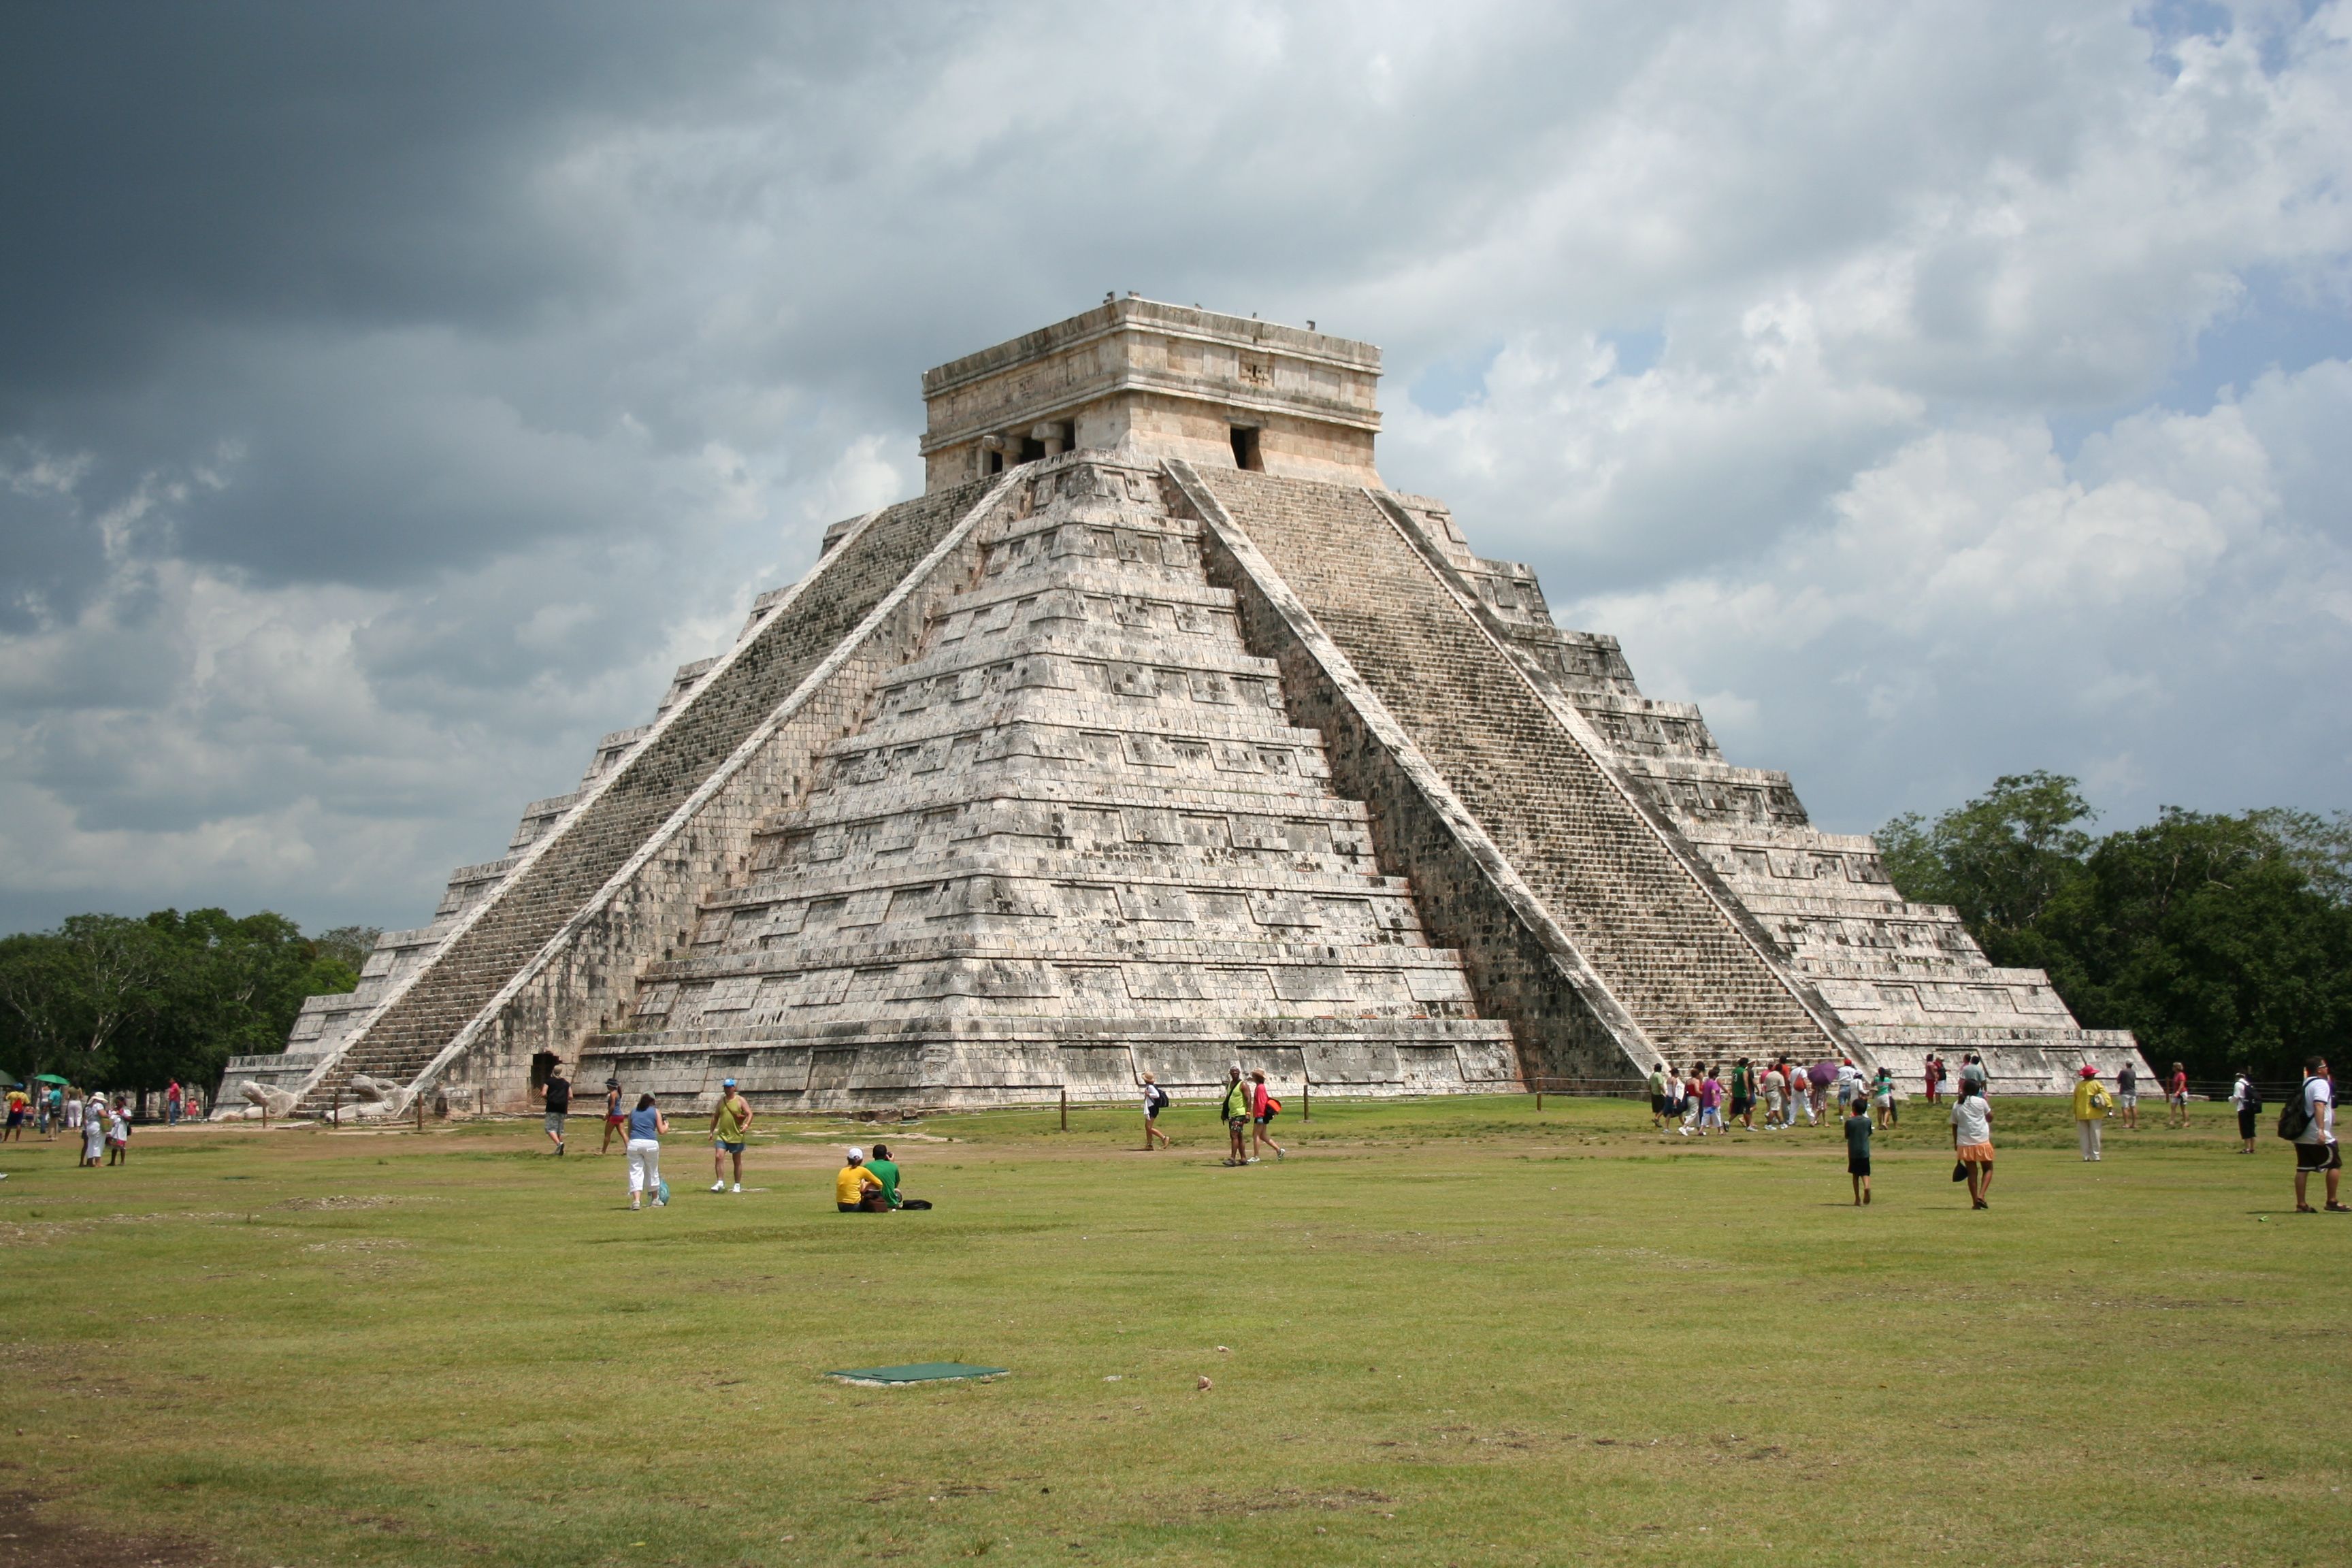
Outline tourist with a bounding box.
[1250,1070,1286,1162]
[865,1143,931,1209]
[1,1083,24,1142]
[866,1142,902,1209]
[1834,1058,1863,1122]
[1141,1071,1171,1150]
[165,1079,184,1126]
[623,1093,668,1211]
[1679,1066,1703,1136]
[541,1065,571,1157]
[2071,1065,2109,1161]
[836,1147,885,1212]
[2117,1060,2140,1130]
[63,1089,82,1138]
[1761,1059,1787,1130]
[1730,1058,1756,1131]
[2291,1058,2342,1214]
[1958,1053,1988,1099]
[2167,1062,2191,1129]
[80,1100,105,1167]
[1648,1063,1670,1131]
[1951,1083,1995,1209]
[1844,1092,1873,1205]
[1688,1066,1718,1137]
[44,1083,63,1138]
[600,1077,626,1155]
[1806,1060,1833,1126]
[1923,1052,1944,1105]
[2230,1066,2261,1154]
[105,1098,131,1166]
[1220,1067,1252,1166]
[707,1077,751,1192]
[1872,1065,1899,1129]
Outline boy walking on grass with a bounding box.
[1844,1097,1872,1205]
[541,1066,570,1156]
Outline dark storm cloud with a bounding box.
[0,1,2347,937]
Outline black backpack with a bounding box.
[2277,1090,2312,1142]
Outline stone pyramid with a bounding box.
[233,299,2142,1117]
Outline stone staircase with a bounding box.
[291,478,998,1115]
[1192,468,1842,1065]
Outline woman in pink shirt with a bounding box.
[1249,1070,1286,1162]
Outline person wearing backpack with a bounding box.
[2287,1057,2342,1213]
[1140,1072,1171,1151]
[2071,1065,2111,1161]
[1250,1070,1286,1163]
[2230,1067,2261,1154]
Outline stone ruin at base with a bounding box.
[222,299,2147,1119]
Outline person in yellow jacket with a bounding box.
[836,1147,885,1212]
[2072,1065,2112,1162]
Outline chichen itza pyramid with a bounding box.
[229,299,2144,1117]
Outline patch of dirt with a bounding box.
[1171,1486,1392,1518]
[0,1492,214,1567]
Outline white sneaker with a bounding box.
[710,1180,726,1192]
[731,1182,742,1192]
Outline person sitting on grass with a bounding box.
[1844,1094,1873,1205]
[837,1148,886,1212]
[865,1143,933,1210]
[1951,1083,1995,1209]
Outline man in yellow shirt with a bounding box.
[708,1077,753,1194]
[2072,1065,2110,1162]
[836,1147,884,1212]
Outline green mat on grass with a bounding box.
[826,1361,1008,1386]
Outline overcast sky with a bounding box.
[3,1,2348,938]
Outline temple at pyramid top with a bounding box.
[226,301,2146,1122]
[920,298,1384,491]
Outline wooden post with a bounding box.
[1536,1079,1544,1113]
[331,1089,340,1129]
[1301,1079,1309,1122]
[1060,1085,1068,1132]
[416,1094,425,1133]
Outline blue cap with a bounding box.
[721,1077,737,1088]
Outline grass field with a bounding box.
[1,1092,2347,1567]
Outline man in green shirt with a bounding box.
[1220,1067,1252,1166]
[708,1078,753,1194]
[866,1143,902,1209]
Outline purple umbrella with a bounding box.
[1807,1061,1837,1088]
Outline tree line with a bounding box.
[0,910,374,1094]
[1879,773,2352,1084]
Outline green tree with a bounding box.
[1878,771,2095,966]
[1880,783,2352,1083]
[2038,810,2352,1082]
[0,909,363,1092]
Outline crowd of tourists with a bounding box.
[508,1045,2347,1218]
[1642,1056,1913,1137]
[2,1079,163,1167]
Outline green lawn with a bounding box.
[1,1094,2345,1567]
